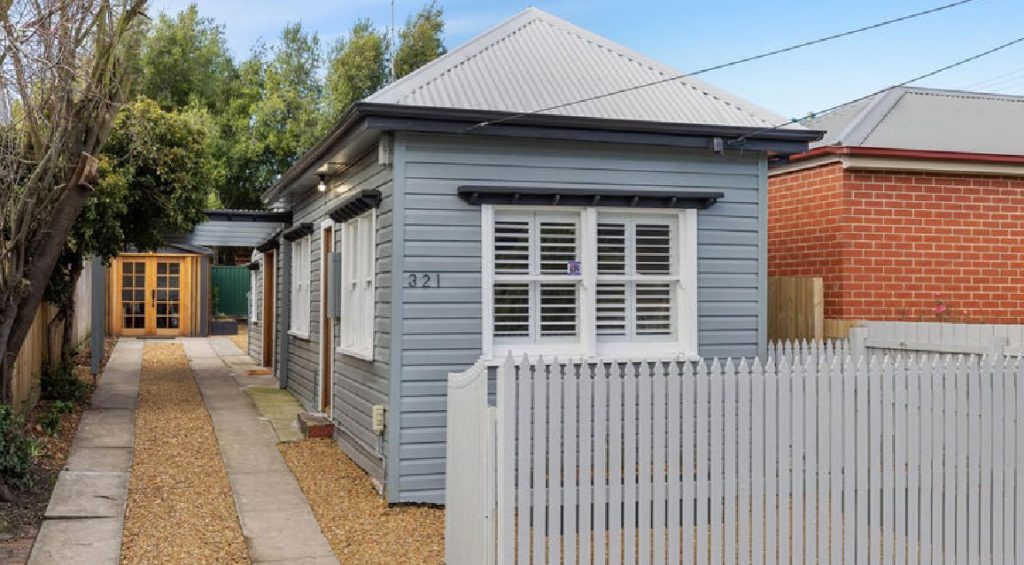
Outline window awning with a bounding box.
[256,230,282,252]
[456,185,723,209]
[282,222,314,242]
[329,188,383,223]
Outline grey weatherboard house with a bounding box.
[247,7,821,504]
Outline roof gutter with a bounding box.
[792,145,1024,165]
[263,101,825,204]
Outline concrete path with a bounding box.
[28,339,142,565]
[181,337,338,565]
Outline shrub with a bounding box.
[41,357,87,404]
[40,409,61,437]
[0,405,38,491]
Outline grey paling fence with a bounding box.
[445,343,1024,565]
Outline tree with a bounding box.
[0,0,148,407]
[218,23,324,209]
[45,98,215,362]
[393,2,446,79]
[138,4,235,112]
[325,19,389,121]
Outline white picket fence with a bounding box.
[445,346,1024,564]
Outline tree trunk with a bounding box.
[0,154,98,403]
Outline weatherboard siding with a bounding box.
[394,133,767,503]
[282,152,393,486]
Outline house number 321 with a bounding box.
[406,273,441,288]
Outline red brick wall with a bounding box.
[769,163,1024,323]
[768,162,846,316]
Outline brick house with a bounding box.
[769,87,1024,324]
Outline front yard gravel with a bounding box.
[120,342,249,564]
[280,439,444,564]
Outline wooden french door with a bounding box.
[116,256,191,336]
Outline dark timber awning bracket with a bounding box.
[456,185,724,209]
[328,188,383,223]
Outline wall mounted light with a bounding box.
[317,174,327,192]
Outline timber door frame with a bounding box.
[111,255,193,337]
[319,220,334,416]
[262,249,275,368]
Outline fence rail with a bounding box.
[446,345,1024,564]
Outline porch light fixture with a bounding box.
[317,174,327,192]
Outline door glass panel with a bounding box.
[155,261,182,331]
[121,261,146,330]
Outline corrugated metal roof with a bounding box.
[367,7,790,128]
[806,86,1024,155]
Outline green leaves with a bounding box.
[325,19,390,122]
[393,2,447,80]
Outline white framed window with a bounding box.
[338,210,375,360]
[289,235,311,337]
[250,268,259,324]
[483,205,698,360]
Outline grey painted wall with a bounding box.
[392,133,768,503]
[281,151,394,487]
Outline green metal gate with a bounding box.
[211,265,250,317]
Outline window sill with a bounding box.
[337,346,373,362]
[483,352,701,367]
[288,330,311,341]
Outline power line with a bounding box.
[465,0,980,132]
[729,35,1024,146]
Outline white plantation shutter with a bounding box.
[492,211,580,343]
[596,214,676,341]
[487,206,695,358]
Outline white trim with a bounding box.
[679,209,699,355]
[338,345,374,362]
[288,329,311,340]
[320,217,335,229]
[481,205,495,360]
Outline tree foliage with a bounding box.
[0,0,148,407]
[325,19,390,121]
[393,2,447,79]
[138,4,235,112]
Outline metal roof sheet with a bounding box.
[806,86,1024,155]
[367,7,791,129]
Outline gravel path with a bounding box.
[280,439,444,565]
[120,342,249,564]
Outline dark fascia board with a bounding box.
[328,189,383,223]
[204,209,292,223]
[282,222,314,242]
[262,102,824,205]
[458,185,724,210]
[358,103,824,144]
[256,229,283,252]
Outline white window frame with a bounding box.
[337,210,376,361]
[288,234,312,339]
[482,204,698,361]
[250,268,259,324]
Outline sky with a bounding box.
[149,0,1024,119]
